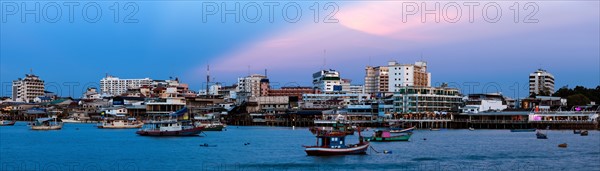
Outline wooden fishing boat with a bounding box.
[136,107,204,136]
[98,119,143,129]
[304,128,369,156]
[31,118,63,130]
[580,130,588,136]
[510,129,536,132]
[309,122,355,135]
[362,130,412,142]
[0,120,16,126]
[389,126,415,133]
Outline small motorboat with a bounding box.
[362,130,412,142]
[389,126,416,133]
[536,131,548,139]
[573,130,581,134]
[0,120,16,126]
[558,143,568,148]
[468,127,475,131]
[580,130,589,136]
[430,128,440,131]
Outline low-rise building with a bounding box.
[393,86,462,113]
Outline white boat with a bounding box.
[31,118,63,130]
[61,117,85,123]
[97,119,143,129]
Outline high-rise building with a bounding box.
[312,69,341,93]
[388,61,431,92]
[529,69,555,96]
[100,75,152,96]
[365,66,389,95]
[12,74,45,102]
[237,74,267,98]
[365,61,431,94]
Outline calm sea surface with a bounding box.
[1,122,599,171]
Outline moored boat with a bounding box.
[536,131,548,139]
[61,117,85,123]
[31,118,63,130]
[580,130,589,136]
[573,130,581,134]
[136,107,204,136]
[389,126,416,133]
[511,129,536,132]
[304,128,369,156]
[362,130,412,142]
[98,119,143,129]
[0,120,16,126]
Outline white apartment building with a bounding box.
[388,61,431,92]
[100,75,152,96]
[12,74,45,102]
[529,69,555,95]
[237,74,267,98]
[313,69,342,93]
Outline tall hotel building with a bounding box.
[529,69,555,96]
[365,61,431,95]
[100,75,152,96]
[12,74,45,102]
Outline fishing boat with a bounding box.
[573,130,581,134]
[469,127,475,131]
[362,130,412,142]
[510,129,536,132]
[430,128,441,131]
[536,130,548,139]
[0,119,16,126]
[136,107,204,136]
[310,122,355,135]
[61,117,85,123]
[30,118,63,130]
[558,143,568,148]
[580,130,589,136]
[389,126,416,133]
[97,118,143,129]
[195,121,225,131]
[303,129,369,156]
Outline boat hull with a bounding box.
[136,126,204,136]
[31,125,63,130]
[203,125,224,131]
[389,126,415,133]
[0,121,16,126]
[363,134,412,142]
[305,143,369,156]
[98,124,143,129]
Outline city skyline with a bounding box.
[1,1,599,98]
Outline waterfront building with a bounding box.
[100,75,152,96]
[12,74,45,103]
[460,93,508,114]
[247,96,289,114]
[520,96,566,110]
[388,61,431,92]
[364,66,389,96]
[268,86,318,101]
[529,69,555,96]
[393,86,462,113]
[312,69,342,93]
[302,93,371,109]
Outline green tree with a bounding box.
[566,94,591,107]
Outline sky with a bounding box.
[1,1,599,98]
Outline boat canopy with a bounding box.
[36,118,53,123]
[169,107,188,117]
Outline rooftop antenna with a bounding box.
[322,49,327,70]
